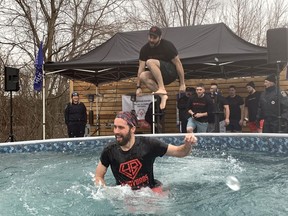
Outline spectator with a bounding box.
[256,75,288,133]
[207,83,230,132]
[243,81,263,133]
[186,83,213,133]
[177,87,196,133]
[226,85,244,132]
[64,92,87,137]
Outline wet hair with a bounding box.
[115,111,138,127]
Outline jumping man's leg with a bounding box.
[146,59,169,109]
[146,59,167,95]
[158,95,168,110]
[139,71,158,92]
[139,69,168,110]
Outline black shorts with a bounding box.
[226,119,242,132]
[160,60,177,85]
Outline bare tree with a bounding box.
[0,0,133,141]
[133,0,220,28]
[266,0,288,29]
[218,0,288,46]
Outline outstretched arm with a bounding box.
[165,133,197,157]
[95,161,108,186]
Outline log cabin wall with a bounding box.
[71,70,288,136]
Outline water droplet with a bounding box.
[226,176,240,191]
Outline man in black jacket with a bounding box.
[65,92,87,137]
[257,75,288,133]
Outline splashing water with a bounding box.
[226,176,241,191]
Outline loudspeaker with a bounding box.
[4,67,20,91]
[267,28,288,64]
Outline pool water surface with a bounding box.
[0,148,287,216]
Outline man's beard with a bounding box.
[149,40,160,48]
[115,130,132,146]
[149,42,156,47]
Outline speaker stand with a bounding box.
[276,62,283,133]
[6,91,15,142]
[211,93,223,133]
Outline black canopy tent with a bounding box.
[44,23,278,85]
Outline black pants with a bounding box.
[67,122,86,137]
[180,119,188,133]
[263,117,287,133]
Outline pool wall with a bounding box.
[0,133,287,155]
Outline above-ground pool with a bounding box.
[0,133,287,216]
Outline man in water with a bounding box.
[95,111,197,190]
[136,26,186,110]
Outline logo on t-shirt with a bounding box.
[119,159,142,179]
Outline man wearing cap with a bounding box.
[64,92,87,137]
[243,81,263,133]
[95,111,197,191]
[256,75,288,133]
[136,26,186,110]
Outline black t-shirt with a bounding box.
[207,93,228,123]
[177,94,190,121]
[139,39,178,63]
[187,94,213,122]
[100,136,168,189]
[226,95,244,120]
[245,91,261,122]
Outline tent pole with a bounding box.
[96,85,100,136]
[152,95,155,134]
[42,71,46,140]
[276,62,282,133]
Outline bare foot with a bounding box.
[159,94,168,109]
[153,89,167,95]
